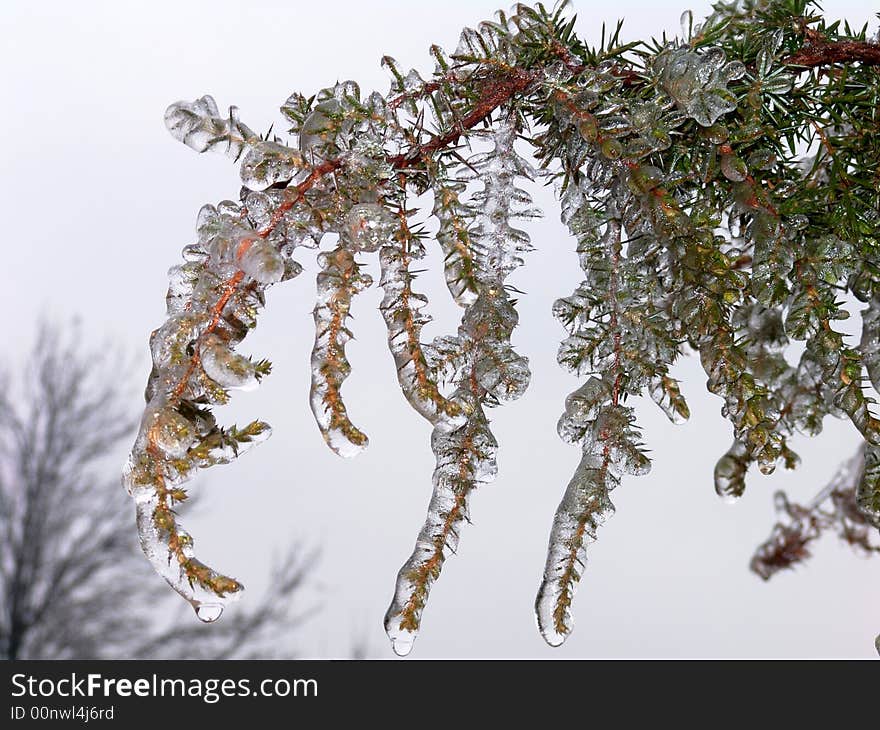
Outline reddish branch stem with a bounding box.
[786,29,880,69]
[389,69,539,169]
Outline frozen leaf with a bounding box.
[240,141,305,191]
[165,95,255,158]
[200,333,258,391]
[655,47,744,126]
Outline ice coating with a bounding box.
[655,46,744,127]
[860,297,880,394]
[165,95,256,158]
[430,170,480,307]
[383,114,535,653]
[648,375,690,425]
[134,490,243,620]
[466,116,540,285]
[240,140,305,191]
[342,203,396,252]
[309,247,372,458]
[714,439,750,502]
[384,391,497,655]
[379,244,464,426]
[535,454,616,646]
[200,333,259,391]
[536,198,667,645]
[536,375,649,645]
[238,240,286,284]
[125,123,299,618]
[299,98,342,161]
[297,85,361,163]
[146,406,198,459]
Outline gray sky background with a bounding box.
[2,0,878,658]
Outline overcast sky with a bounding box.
[2,0,878,658]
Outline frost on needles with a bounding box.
[125,0,880,654]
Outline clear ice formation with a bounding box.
[654,47,745,127]
[383,114,535,655]
[124,106,302,619]
[165,95,256,158]
[309,247,373,458]
[535,216,653,646]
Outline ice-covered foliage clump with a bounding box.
[127,0,880,654]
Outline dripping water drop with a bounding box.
[195,603,224,623]
[390,635,414,657]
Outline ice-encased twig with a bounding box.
[430,164,481,307]
[536,374,649,645]
[125,112,303,619]
[535,452,616,646]
[537,209,655,645]
[309,246,372,458]
[383,112,534,653]
[378,241,463,426]
[383,389,496,656]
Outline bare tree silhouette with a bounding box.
[0,323,315,659]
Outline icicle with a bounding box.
[125,185,297,620]
[535,455,615,646]
[431,171,480,307]
[536,379,648,646]
[384,392,496,655]
[309,247,372,457]
[467,116,539,285]
[383,112,536,654]
[538,206,659,646]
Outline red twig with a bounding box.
[786,28,880,69]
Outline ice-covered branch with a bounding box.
[130,0,880,654]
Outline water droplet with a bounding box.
[195,603,224,623]
[577,115,598,142]
[390,634,414,657]
[600,138,622,160]
[721,153,748,182]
